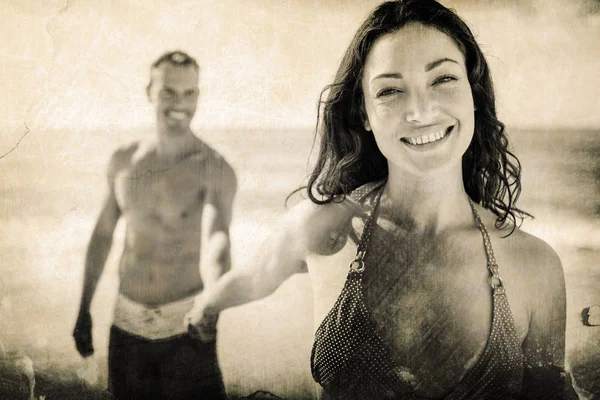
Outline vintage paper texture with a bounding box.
[1,0,599,399]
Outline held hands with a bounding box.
[73,310,94,357]
[184,293,219,343]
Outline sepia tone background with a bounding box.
[1,0,599,398]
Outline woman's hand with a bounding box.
[184,293,219,342]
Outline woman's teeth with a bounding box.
[404,127,450,145]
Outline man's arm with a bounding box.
[519,240,578,399]
[73,153,122,357]
[199,161,237,290]
[79,192,121,310]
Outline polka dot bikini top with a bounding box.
[310,181,524,399]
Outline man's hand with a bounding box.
[73,310,94,357]
[184,294,219,342]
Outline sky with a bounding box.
[0,2,599,394]
[1,0,599,151]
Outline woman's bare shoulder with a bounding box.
[486,219,566,312]
[284,197,361,256]
[478,206,565,293]
[478,208,561,269]
[512,228,561,266]
[510,228,565,296]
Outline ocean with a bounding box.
[0,126,598,399]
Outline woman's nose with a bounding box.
[404,90,437,124]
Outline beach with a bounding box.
[0,126,598,399]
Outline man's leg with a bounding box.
[158,335,227,400]
[108,325,161,400]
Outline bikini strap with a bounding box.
[349,182,385,274]
[348,188,500,288]
[468,199,504,291]
[348,180,386,203]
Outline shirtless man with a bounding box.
[73,51,236,400]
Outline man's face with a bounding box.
[147,63,199,134]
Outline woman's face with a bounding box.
[361,23,475,179]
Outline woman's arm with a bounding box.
[184,200,314,340]
[518,240,579,399]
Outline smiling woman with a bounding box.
[187,1,580,399]
[361,24,475,178]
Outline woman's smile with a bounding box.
[400,125,454,150]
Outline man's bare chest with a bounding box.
[114,159,209,222]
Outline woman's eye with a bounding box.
[376,88,403,98]
[433,75,458,85]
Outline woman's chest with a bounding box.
[309,223,529,396]
[362,252,493,386]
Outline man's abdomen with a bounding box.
[118,250,203,306]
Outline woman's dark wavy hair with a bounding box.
[306,0,531,232]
